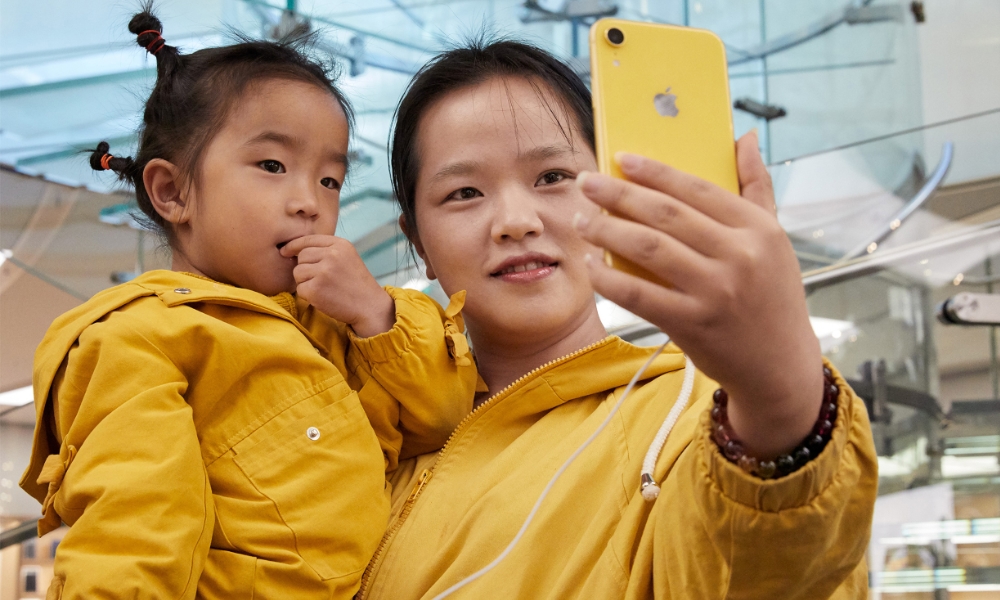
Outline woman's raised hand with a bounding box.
[573,132,824,458]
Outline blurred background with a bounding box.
[1,1,998,598]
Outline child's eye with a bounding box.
[536,171,568,186]
[445,187,483,201]
[321,177,341,190]
[259,160,285,174]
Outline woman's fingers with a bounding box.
[613,152,750,228]
[573,210,714,290]
[583,253,695,331]
[576,171,731,258]
[735,131,776,214]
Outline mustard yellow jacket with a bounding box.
[20,270,476,599]
[358,336,878,599]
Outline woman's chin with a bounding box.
[474,302,595,345]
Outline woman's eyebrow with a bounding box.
[517,144,576,162]
[430,160,481,184]
[429,145,575,184]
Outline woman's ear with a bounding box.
[143,158,192,225]
[398,215,437,281]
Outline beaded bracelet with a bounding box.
[711,366,839,480]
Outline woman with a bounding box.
[357,40,877,599]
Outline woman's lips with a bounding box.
[492,261,558,283]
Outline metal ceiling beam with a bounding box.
[0,31,216,68]
[727,0,879,67]
[242,0,437,54]
[0,68,154,98]
[389,0,426,28]
[354,221,404,258]
[838,142,954,262]
[801,219,1000,293]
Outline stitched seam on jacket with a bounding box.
[221,374,347,454]
[180,463,213,599]
[237,463,320,581]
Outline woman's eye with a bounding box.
[446,187,483,201]
[259,160,285,174]
[537,171,567,186]
[320,177,341,190]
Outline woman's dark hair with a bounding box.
[91,2,353,240]
[390,38,594,237]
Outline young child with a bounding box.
[18,6,476,599]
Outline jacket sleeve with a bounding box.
[299,287,477,473]
[646,359,878,599]
[346,287,477,471]
[37,314,214,600]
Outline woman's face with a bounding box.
[410,76,604,349]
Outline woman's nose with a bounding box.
[491,189,544,242]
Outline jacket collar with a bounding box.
[482,336,687,414]
[135,271,319,343]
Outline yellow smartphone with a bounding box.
[589,19,739,283]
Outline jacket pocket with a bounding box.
[233,381,389,581]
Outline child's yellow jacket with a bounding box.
[358,337,878,599]
[20,270,476,599]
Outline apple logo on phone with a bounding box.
[653,87,679,117]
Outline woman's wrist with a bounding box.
[723,355,825,458]
[711,366,839,480]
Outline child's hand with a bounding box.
[279,235,395,338]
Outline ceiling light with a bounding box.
[0,385,33,407]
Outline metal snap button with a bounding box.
[174,288,191,294]
[306,427,321,441]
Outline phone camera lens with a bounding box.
[607,28,624,46]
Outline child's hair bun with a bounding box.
[89,141,134,176]
[89,141,112,171]
[128,7,166,55]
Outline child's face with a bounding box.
[409,76,604,349]
[178,78,349,295]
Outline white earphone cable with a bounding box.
[431,340,679,599]
[639,355,695,501]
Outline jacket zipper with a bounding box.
[356,336,616,599]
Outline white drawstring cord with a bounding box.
[431,341,675,600]
[639,355,695,501]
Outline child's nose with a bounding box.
[288,185,320,219]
